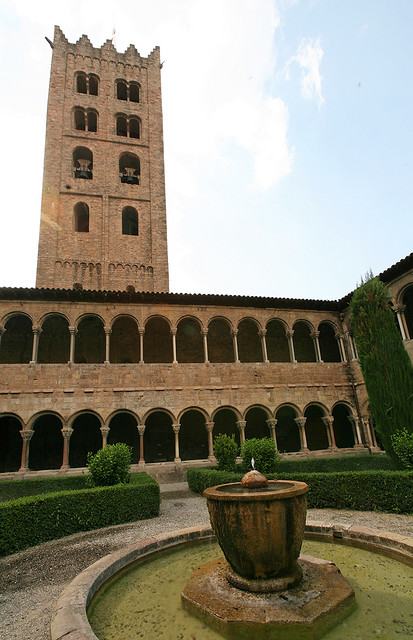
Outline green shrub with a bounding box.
[391,429,413,469]
[87,443,132,486]
[277,454,394,474]
[0,476,89,503]
[213,434,239,471]
[186,467,413,514]
[241,438,280,475]
[0,473,160,556]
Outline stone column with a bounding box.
[322,416,337,450]
[202,329,209,364]
[232,329,240,363]
[266,418,278,448]
[171,328,178,364]
[348,414,363,447]
[294,417,309,452]
[344,332,356,361]
[335,333,347,362]
[361,415,377,448]
[259,329,269,363]
[173,423,181,463]
[30,325,42,364]
[236,420,246,446]
[68,326,77,364]
[60,426,74,469]
[138,425,146,464]
[394,304,409,340]
[139,328,145,363]
[19,429,34,472]
[104,326,111,364]
[205,421,215,460]
[100,426,110,448]
[286,330,296,363]
[311,331,322,363]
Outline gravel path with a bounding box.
[0,484,412,640]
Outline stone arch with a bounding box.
[29,413,64,471]
[207,317,234,363]
[244,405,271,439]
[0,313,32,363]
[74,315,105,363]
[176,316,203,363]
[318,321,341,362]
[237,318,262,362]
[110,315,140,363]
[275,405,301,452]
[69,412,102,468]
[293,320,316,362]
[304,404,329,451]
[107,411,139,464]
[332,403,355,448]
[178,408,209,461]
[143,410,174,463]
[212,406,241,447]
[0,414,23,472]
[144,316,173,363]
[266,319,290,362]
[38,314,70,363]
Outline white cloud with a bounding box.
[295,36,325,110]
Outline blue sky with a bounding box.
[0,0,411,300]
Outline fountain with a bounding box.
[181,469,356,639]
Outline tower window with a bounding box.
[122,207,139,235]
[75,72,99,96]
[74,108,98,133]
[115,114,140,139]
[119,153,140,185]
[73,147,93,179]
[116,79,140,103]
[74,202,89,232]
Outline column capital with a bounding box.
[393,303,406,313]
[321,416,334,427]
[104,326,112,335]
[231,329,238,337]
[266,418,277,429]
[335,332,344,341]
[202,328,209,336]
[236,420,246,430]
[294,417,307,427]
[258,329,267,337]
[0,325,5,335]
[170,328,177,336]
[100,426,110,438]
[172,423,181,434]
[286,329,294,338]
[61,427,74,440]
[137,424,146,436]
[138,327,145,336]
[204,421,214,433]
[20,429,34,441]
[68,325,78,335]
[310,330,320,339]
[32,325,42,335]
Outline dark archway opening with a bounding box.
[332,404,355,448]
[238,320,261,362]
[110,317,140,363]
[144,317,172,363]
[29,415,63,471]
[207,319,234,363]
[245,407,269,439]
[177,318,203,363]
[213,409,240,447]
[69,413,102,468]
[75,316,105,363]
[38,315,70,363]
[0,315,32,363]
[304,405,328,450]
[293,322,316,362]
[0,416,22,472]
[318,323,341,362]
[275,406,301,452]
[144,412,174,463]
[108,413,139,464]
[179,410,208,460]
[266,320,289,362]
[403,286,413,339]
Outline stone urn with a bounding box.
[204,479,309,592]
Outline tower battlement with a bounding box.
[36,27,169,293]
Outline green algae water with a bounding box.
[88,540,413,640]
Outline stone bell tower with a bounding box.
[36,26,169,292]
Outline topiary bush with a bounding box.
[213,434,239,471]
[391,429,413,469]
[87,443,132,486]
[241,437,280,475]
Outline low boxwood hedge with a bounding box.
[186,468,413,514]
[277,454,394,474]
[0,474,160,556]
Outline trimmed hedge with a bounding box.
[0,474,160,556]
[186,468,413,514]
[277,455,394,474]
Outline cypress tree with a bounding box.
[349,275,413,467]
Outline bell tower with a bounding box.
[36,26,169,292]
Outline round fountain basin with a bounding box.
[204,480,308,590]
